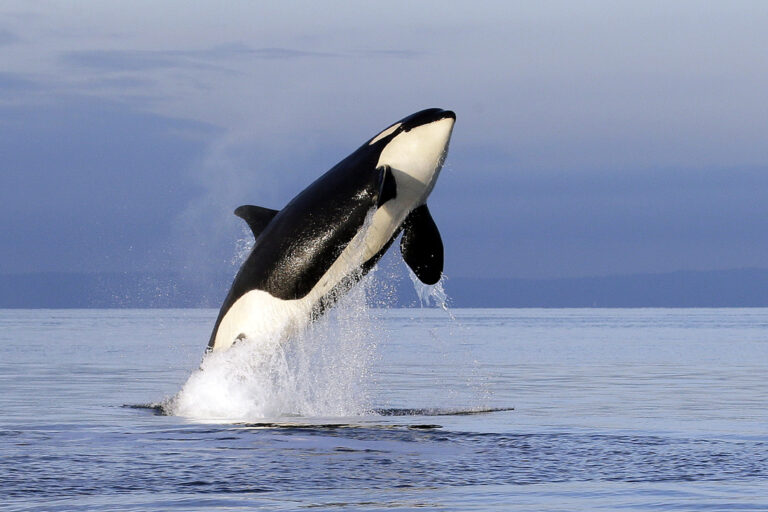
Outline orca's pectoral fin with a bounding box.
[377,165,397,207]
[400,204,443,285]
[234,205,280,239]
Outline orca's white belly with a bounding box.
[213,206,406,351]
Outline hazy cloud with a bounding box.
[61,45,343,72]
[62,50,197,71]
[0,27,20,45]
[84,76,156,90]
[1,96,216,273]
[4,2,768,280]
[0,72,36,91]
[236,46,338,59]
[353,49,422,59]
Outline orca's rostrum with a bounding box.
[208,108,456,352]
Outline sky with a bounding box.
[2,1,768,280]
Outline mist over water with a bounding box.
[229,224,255,271]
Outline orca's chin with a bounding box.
[376,115,454,192]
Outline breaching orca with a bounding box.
[207,108,456,352]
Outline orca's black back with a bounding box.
[207,146,383,348]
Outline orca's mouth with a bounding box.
[400,108,455,132]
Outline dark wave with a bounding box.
[5,424,767,500]
[123,403,514,419]
[123,403,168,415]
[374,406,514,416]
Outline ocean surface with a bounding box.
[1,307,767,511]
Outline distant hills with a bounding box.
[2,268,768,308]
[446,269,768,307]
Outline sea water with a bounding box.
[1,307,767,511]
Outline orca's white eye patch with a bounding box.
[369,122,402,145]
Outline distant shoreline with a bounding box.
[2,268,768,308]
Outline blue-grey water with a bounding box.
[1,308,767,511]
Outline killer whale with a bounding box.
[207,108,455,352]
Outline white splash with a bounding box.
[229,225,255,270]
[166,275,378,421]
[409,269,450,311]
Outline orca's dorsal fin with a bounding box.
[400,204,443,285]
[234,205,280,239]
[377,165,397,207]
